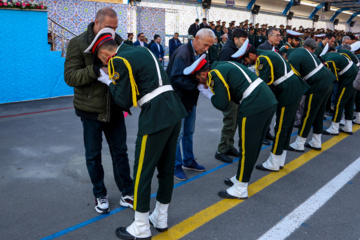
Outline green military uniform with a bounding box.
[287,48,335,138]
[322,52,359,123]
[107,43,187,212]
[255,50,309,155]
[208,43,220,63]
[255,34,266,48]
[314,42,325,57]
[124,39,133,45]
[208,61,277,182]
[248,33,256,46]
[279,42,292,56]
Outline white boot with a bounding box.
[126,211,151,239]
[289,136,307,152]
[280,150,287,169]
[149,201,169,232]
[324,122,339,135]
[259,153,281,171]
[353,112,360,125]
[340,117,345,126]
[341,120,353,134]
[225,180,248,199]
[306,134,322,151]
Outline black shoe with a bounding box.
[255,164,278,172]
[224,178,234,186]
[340,129,353,135]
[287,146,305,152]
[265,132,274,141]
[322,130,339,136]
[304,143,321,151]
[215,151,233,163]
[149,218,168,232]
[225,148,240,157]
[262,139,271,145]
[325,110,334,116]
[115,227,151,240]
[218,190,248,200]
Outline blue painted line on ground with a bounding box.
[41,117,332,240]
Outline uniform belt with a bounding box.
[137,85,173,107]
[339,62,353,76]
[303,64,323,81]
[240,78,262,104]
[273,70,294,86]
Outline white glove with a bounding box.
[197,84,214,100]
[98,69,112,86]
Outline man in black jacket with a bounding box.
[200,18,210,29]
[215,29,248,163]
[167,29,215,181]
[188,19,200,37]
[258,27,283,54]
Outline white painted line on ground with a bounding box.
[258,156,360,240]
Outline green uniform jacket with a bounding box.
[108,43,187,135]
[64,22,123,122]
[248,34,256,46]
[256,50,310,106]
[314,42,324,57]
[322,52,359,87]
[287,48,335,93]
[208,61,277,117]
[279,42,292,55]
[338,49,360,66]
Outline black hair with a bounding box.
[154,34,160,40]
[97,39,118,52]
[137,32,144,38]
[194,64,211,76]
[243,44,256,59]
[232,29,248,41]
[325,33,335,40]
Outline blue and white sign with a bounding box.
[226,0,235,7]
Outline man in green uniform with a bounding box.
[248,27,256,46]
[321,47,359,135]
[280,30,303,58]
[87,28,187,240]
[124,33,134,45]
[240,42,309,172]
[350,41,360,125]
[208,37,220,63]
[184,47,277,199]
[286,39,335,152]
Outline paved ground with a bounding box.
[1,96,360,240]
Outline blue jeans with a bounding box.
[175,105,196,167]
[81,116,134,198]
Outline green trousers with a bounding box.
[133,121,181,212]
[217,101,239,153]
[271,100,300,155]
[236,106,276,183]
[299,84,333,137]
[333,85,356,122]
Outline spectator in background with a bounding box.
[200,18,209,29]
[219,34,227,49]
[124,33,134,45]
[335,35,351,50]
[134,32,148,47]
[150,34,164,63]
[169,32,182,58]
[208,37,220,63]
[188,18,200,37]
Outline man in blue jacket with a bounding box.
[133,32,148,48]
[150,34,164,63]
[166,29,215,181]
[169,32,182,58]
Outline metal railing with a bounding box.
[48,17,77,57]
